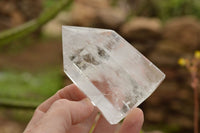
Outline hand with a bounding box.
[24,84,144,133]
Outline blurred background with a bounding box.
[0,0,200,133]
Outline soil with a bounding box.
[0,115,24,133]
[0,39,63,71]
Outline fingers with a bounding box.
[25,84,86,131]
[118,108,144,133]
[92,115,119,133]
[36,98,94,133]
[67,108,99,133]
[24,109,45,132]
[37,84,86,113]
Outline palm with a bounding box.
[24,84,143,133]
[67,110,143,133]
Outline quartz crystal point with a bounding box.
[62,26,165,124]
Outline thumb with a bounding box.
[36,98,94,133]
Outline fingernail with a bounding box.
[82,98,94,110]
[82,98,91,104]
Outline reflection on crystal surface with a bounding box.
[62,26,165,124]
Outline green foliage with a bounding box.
[43,0,58,8]
[132,0,200,21]
[0,69,63,108]
[155,0,200,20]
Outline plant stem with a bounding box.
[194,85,199,133]
[0,0,73,46]
[191,69,199,133]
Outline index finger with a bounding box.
[37,84,86,113]
[24,84,87,131]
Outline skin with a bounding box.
[24,84,144,133]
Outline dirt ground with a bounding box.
[0,39,63,71]
[0,115,24,133]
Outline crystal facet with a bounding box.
[62,26,165,124]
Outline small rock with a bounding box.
[148,40,190,67]
[71,2,97,26]
[163,16,200,50]
[42,11,71,37]
[120,17,162,42]
[95,8,126,29]
[70,0,126,29]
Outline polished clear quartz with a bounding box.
[62,26,165,124]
